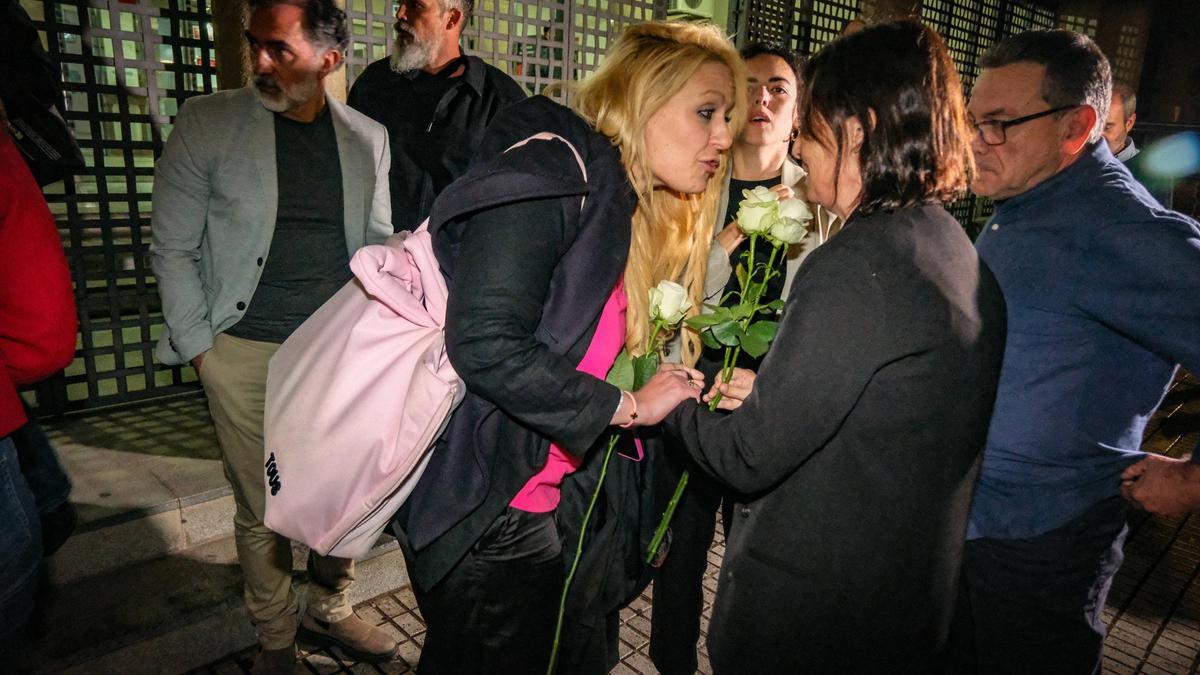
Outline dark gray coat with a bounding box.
[667,204,1007,673]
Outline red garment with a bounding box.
[510,280,628,513]
[0,132,77,436]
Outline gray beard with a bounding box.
[390,31,439,72]
[252,75,321,114]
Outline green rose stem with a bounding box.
[645,466,688,564]
[645,236,784,564]
[709,237,779,409]
[548,322,664,675]
[547,434,618,675]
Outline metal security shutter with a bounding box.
[19,0,666,413]
[19,0,218,413]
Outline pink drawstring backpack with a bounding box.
[262,223,463,558]
[262,132,586,559]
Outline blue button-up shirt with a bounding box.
[970,141,1200,540]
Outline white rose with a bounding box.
[770,197,813,245]
[648,280,692,326]
[769,215,809,245]
[778,197,813,225]
[743,185,778,204]
[736,186,780,235]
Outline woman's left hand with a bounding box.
[657,362,705,383]
[705,367,756,411]
[630,364,705,426]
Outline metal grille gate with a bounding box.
[18,0,662,413]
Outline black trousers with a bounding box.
[948,496,1129,675]
[408,507,563,674]
[648,442,732,675]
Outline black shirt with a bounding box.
[347,54,527,233]
[700,176,788,376]
[226,108,350,343]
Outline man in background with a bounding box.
[348,0,525,232]
[1103,80,1139,162]
[953,29,1200,674]
[151,0,394,671]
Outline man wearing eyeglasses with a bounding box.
[950,30,1200,674]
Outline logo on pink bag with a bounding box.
[265,452,283,496]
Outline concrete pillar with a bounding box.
[212,0,250,90]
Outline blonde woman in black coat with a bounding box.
[665,20,1007,673]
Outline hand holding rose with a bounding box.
[704,367,756,410]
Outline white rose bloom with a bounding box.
[769,197,813,245]
[778,197,813,224]
[745,185,778,203]
[736,186,780,236]
[649,280,692,326]
[770,215,809,245]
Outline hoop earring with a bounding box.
[789,128,799,141]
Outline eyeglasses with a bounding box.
[971,105,1079,146]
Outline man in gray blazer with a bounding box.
[150,0,394,671]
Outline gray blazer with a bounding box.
[151,86,392,365]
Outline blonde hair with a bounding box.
[570,21,746,366]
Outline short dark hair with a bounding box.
[248,0,350,55]
[979,29,1111,142]
[740,41,804,85]
[798,19,973,214]
[1112,80,1137,118]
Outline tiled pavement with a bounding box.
[193,372,1200,675]
[188,550,721,674]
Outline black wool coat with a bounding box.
[396,96,660,638]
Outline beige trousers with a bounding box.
[200,333,355,649]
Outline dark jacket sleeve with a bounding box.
[444,195,622,456]
[666,248,886,494]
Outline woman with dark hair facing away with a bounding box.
[650,40,839,675]
[393,21,747,674]
[664,19,1007,673]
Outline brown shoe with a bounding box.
[250,644,297,675]
[297,612,398,663]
